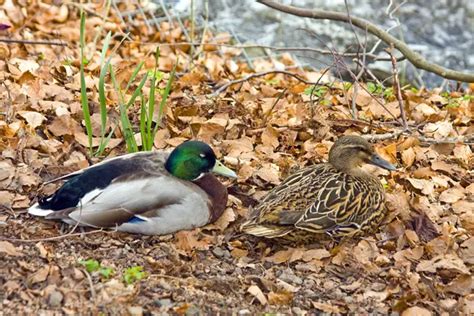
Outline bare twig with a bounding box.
[418,135,473,145]
[263,88,287,124]
[0,38,67,46]
[129,40,405,62]
[363,131,473,145]
[353,59,384,86]
[362,131,404,141]
[209,69,318,97]
[0,229,107,243]
[387,44,409,131]
[318,43,401,123]
[257,0,474,83]
[1,81,13,123]
[81,268,96,300]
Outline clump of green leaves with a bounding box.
[79,10,176,156]
[304,85,328,98]
[78,259,115,279]
[440,91,473,109]
[366,82,394,99]
[123,266,147,285]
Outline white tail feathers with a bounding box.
[28,203,54,217]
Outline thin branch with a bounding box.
[81,268,97,300]
[128,40,405,62]
[0,229,107,243]
[257,0,474,83]
[362,131,404,141]
[387,44,409,131]
[208,69,317,97]
[363,131,474,145]
[0,38,67,46]
[263,88,287,124]
[353,59,384,86]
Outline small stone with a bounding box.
[371,282,386,291]
[157,279,172,291]
[303,289,316,298]
[303,278,316,288]
[238,309,251,315]
[127,306,143,316]
[48,290,63,307]
[155,298,173,308]
[279,268,303,285]
[212,247,225,258]
[440,298,457,311]
[292,307,307,315]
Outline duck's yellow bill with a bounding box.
[212,160,238,178]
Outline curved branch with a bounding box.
[257,0,474,83]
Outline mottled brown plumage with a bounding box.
[240,135,396,241]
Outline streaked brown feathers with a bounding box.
[241,135,394,241]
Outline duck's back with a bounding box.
[35,151,168,212]
[241,163,386,239]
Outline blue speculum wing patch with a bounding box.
[127,216,147,223]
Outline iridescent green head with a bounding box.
[165,141,237,181]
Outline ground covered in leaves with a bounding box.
[0,2,473,315]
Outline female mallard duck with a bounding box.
[241,135,396,240]
[28,141,237,235]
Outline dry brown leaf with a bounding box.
[363,290,388,301]
[368,100,400,119]
[267,291,293,306]
[174,230,210,251]
[414,103,437,116]
[445,274,473,295]
[302,248,331,262]
[453,144,472,164]
[385,191,412,221]
[353,88,374,106]
[48,115,81,137]
[401,147,416,167]
[423,121,453,138]
[401,306,432,316]
[406,178,434,196]
[74,132,122,149]
[3,280,20,295]
[0,241,22,257]
[255,163,280,184]
[222,137,254,157]
[35,242,49,259]
[416,254,470,275]
[10,58,40,73]
[27,266,50,285]
[204,207,236,231]
[261,126,279,149]
[230,248,248,259]
[452,200,474,214]
[18,111,46,128]
[247,285,267,305]
[265,248,305,264]
[439,186,466,204]
[312,301,341,313]
[459,237,474,265]
[408,213,439,242]
[0,191,15,207]
[393,247,424,263]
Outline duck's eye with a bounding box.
[199,153,206,158]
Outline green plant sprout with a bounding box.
[123,266,147,285]
[78,259,115,279]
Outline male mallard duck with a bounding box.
[28,141,237,235]
[241,135,396,240]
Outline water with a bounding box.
[184,0,474,88]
